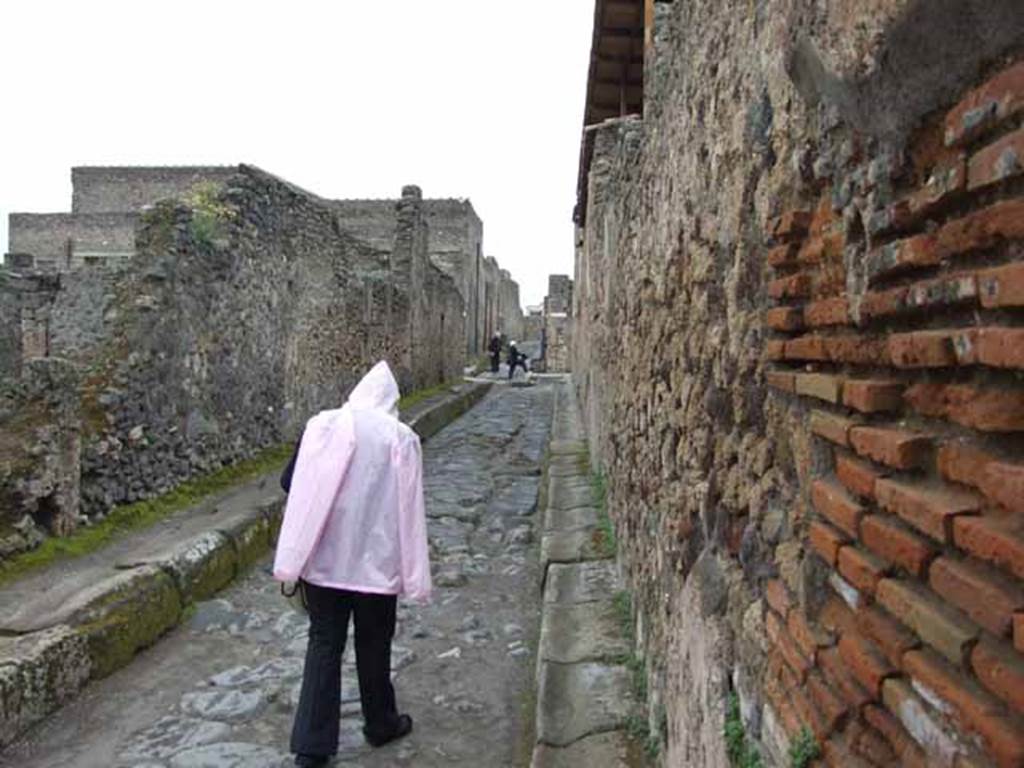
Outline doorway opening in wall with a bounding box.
[32,492,62,535]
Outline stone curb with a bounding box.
[0,380,492,750]
[530,379,639,768]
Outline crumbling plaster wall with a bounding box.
[574,1,1024,766]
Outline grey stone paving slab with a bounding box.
[535,661,632,747]
[539,601,630,664]
[118,716,231,761]
[179,689,266,722]
[543,561,619,605]
[531,730,637,768]
[543,506,600,532]
[540,528,603,567]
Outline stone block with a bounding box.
[71,565,183,680]
[548,478,596,511]
[538,601,630,664]
[0,626,92,748]
[159,531,239,604]
[544,506,600,533]
[534,661,632,747]
[540,528,604,568]
[543,561,619,605]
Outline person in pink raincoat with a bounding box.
[273,361,431,767]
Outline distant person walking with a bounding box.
[274,361,432,767]
[488,332,502,374]
[507,341,528,381]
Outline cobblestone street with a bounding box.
[3,383,554,768]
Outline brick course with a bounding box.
[849,427,931,470]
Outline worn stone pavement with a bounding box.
[2,382,554,768]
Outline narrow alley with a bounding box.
[3,383,554,768]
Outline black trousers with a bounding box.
[290,582,400,757]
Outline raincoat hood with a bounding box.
[272,357,431,601]
[347,360,400,417]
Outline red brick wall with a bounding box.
[764,61,1024,768]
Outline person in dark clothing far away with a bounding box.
[507,341,528,380]
[487,332,502,374]
[274,361,431,767]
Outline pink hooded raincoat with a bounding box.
[272,361,432,602]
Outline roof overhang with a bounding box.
[574,0,653,224]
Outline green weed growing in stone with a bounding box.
[613,590,633,637]
[397,379,456,412]
[724,692,763,768]
[591,470,616,558]
[184,181,235,248]
[626,712,650,744]
[788,727,820,768]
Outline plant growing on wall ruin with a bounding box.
[787,728,819,768]
[183,181,235,248]
[724,692,763,768]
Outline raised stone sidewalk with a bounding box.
[0,380,490,750]
[531,379,642,767]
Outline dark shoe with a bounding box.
[295,755,329,767]
[364,714,413,747]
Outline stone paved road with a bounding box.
[2,383,554,768]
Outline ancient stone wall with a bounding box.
[328,200,398,254]
[71,166,236,214]
[0,359,81,555]
[546,274,573,315]
[7,213,136,271]
[332,197,524,357]
[0,165,464,557]
[497,269,523,341]
[0,273,60,380]
[573,2,1024,766]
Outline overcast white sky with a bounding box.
[0,1,594,306]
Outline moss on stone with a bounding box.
[170,534,239,604]
[0,442,293,588]
[76,568,182,680]
[227,516,271,572]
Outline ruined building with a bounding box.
[543,274,573,373]
[0,165,521,560]
[573,1,1024,766]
